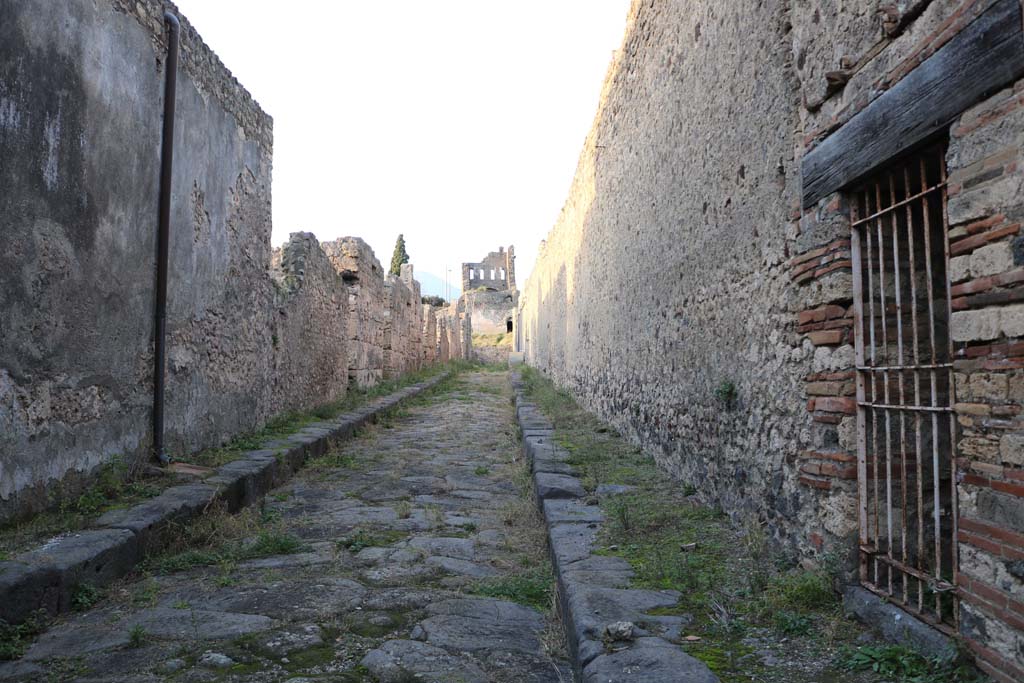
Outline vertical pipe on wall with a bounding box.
[153,12,179,464]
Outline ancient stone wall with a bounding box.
[0,0,443,526]
[0,0,276,522]
[447,310,463,362]
[464,290,519,336]
[268,233,349,414]
[519,0,1024,675]
[322,237,387,388]
[382,265,423,379]
[521,0,806,550]
[421,305,438,364]
[437,318,451,363]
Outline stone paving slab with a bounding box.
[511,370,720,682]
[0,374,448,627]
[0,370,570,682]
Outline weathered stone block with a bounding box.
[1000,433,1024,466]
[95,483,218,548]
[19,529,141,613]
[950,255,972,283]
[534,473,585,501]
[583,636,718,683]
[0,561,61,624]
[843,586,956,661]
[970,373,1009,402]
[1000,303,1024,338]
[971,241,1015,278]
[948,173,1024,227]
[951,309,1001,342]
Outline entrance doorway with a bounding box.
[850,141,958,632]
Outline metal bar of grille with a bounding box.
[856,364,952,371]
[939,155,960,627]
[920,154,942,621]
[851,142,957,630]
[852,203,870,585]
[866,203,881,587]
[856,402,952,413]
[859,547,956,590]
[850,180,947,227]
[890,172,910,605]
[906,163,926,614]
[875,179,895,597]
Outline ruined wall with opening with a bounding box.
[520,0,1024,676]
[462,246,516,291]
[0,0,443,527]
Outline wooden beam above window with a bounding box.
[800,0,1024,209]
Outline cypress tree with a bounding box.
[389,234,410,276]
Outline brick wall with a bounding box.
[788,1,1024,678]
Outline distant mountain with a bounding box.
[417,271,461,301]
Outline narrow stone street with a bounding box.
[0,371,570,682]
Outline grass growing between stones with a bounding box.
[518,366,945,683]
[0,362,462,560]
[472,569,553,612]
[0,455,176,558]
[145,504,304,575]
[190,361,455,470]
[836,644,984,683]
[0,610,48,661]
[337,528,409,553]
[472,332,513,348]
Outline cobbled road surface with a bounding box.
[0,370,571,683]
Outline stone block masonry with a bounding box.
[0,0,465,527]
[322,237,387,388]
[519,0,1024,676]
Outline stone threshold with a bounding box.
[509,371,719,683]
[0,373,450,626]
[842,585,958,661]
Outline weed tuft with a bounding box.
[837,645,983,683]
[471,570,552,612]
[0,610,48,661]
[127,625,147,649]
[337,528,407,553]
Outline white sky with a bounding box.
[173,0,631,297]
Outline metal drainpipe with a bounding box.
[153,11,179,465]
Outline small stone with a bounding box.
[604,621,635,642]
[198,652,234,669]
[160,658,187,673]
[1006,559,1024,580]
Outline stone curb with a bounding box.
[0,373,450,625]
[509,373,719,683]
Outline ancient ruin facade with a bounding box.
[462,246,516,292]
[519,0,1024,677]
[0,0,453,526]
[460,246,519,338]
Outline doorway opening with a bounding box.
[850,141,958,632]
